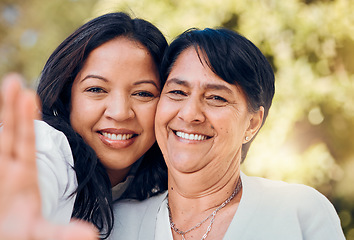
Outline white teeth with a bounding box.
[102,132,133,140]
[175,131,207,141]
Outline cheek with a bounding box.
[135,101,158,135]
[70,96,83,132]
[216,115,248,146]
[70,96,99,135]
[212,110,241,137]
[155,98,177,125]
[155,99,173,143]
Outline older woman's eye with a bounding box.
[206,95,228,106]
[208,95,227,102]
[165,90,187,101]
[169,90,187,96]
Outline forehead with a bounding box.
[167,48,237,92]
[76,37,159,86]
[86,37,151,65]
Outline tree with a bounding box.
[2,0,354,237]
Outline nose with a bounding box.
[104,93,135,121]
[177,95,205,123]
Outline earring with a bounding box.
[245,136,249,141]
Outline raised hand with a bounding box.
[0,74,98,240]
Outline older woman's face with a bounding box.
[155,47,262,174]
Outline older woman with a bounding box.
[111,28,345,240]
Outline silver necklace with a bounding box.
[167,178,242,240]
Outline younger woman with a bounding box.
[0,12,168,239]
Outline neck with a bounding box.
[167,161,241,213]
[166,148,244,240]
[167,163,242,240]
[106,166,132,187]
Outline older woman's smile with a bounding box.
[173,130,211,141]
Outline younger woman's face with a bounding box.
[70,37,160,186]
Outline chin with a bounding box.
[169,158,203,173]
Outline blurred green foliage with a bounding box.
[0,0,97,83]
[1,0,353,238]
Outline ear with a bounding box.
[243,106,264,144]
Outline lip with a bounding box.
[98,128,139,149]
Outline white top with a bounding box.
[155,195,172,240]
[35,120,77,224]
[111,157,142,201]
[111,172,345,240]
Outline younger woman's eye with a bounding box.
[132,91,157,102]
[133,91,155,98]
[86,87,105,93]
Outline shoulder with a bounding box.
[110,192,167,240]
[34,120,70,149]
[114,191,166,219]
[240,173,345,239]
[242,173,333,209]
[34,120,77,223]
[34,120,74,179]
[34,119,63,135]
[34,120,74,180]
[34,120,73,161]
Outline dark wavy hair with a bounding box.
[160,28,275,163]
[37,12,168,238]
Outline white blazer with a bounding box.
[35,120,77,224]
[111,172,345,240]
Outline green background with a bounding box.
[1,0,353,238]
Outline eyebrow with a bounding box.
[133,80,160,89]
[80,76,159,88]
[166,78,233,94]
[165,78,190,87]
[204,83,233,94]
[80,74,108,83]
